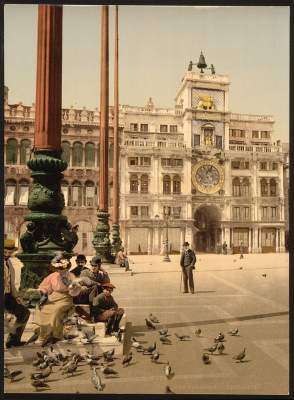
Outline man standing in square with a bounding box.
[180,242,196,294]
[4,239,30,348]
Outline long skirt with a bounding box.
[34,291,73,340]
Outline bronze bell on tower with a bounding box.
[197,51,207,73]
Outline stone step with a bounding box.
[4,310,127,366]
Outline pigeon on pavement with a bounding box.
[217,343,225,354]
[204,343,218,354]
[202,353,210,364]
[228,328,239,336]
[233,348,246,362]
[101,366,118,376]
[4,368,23,382]
[164,362,172,378]
[145,318,156,330]
[122,352,133,367]
[151,351,160,363]
[160,335,172,345]
[262,274,267,278]
[31,366,52,381]
[214,332,225,342]
[159,328,169,336]
[165,385,175,394]
[144,342,156,354]
[149,313,160,323]
[195,328,202,336]
[92,367,104,391]
[31,379,50,391]
[175,333,191,341]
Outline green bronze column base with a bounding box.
[17,149,78,289]
[93,210,115,264]
[111,223,122,255]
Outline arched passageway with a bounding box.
[193,205,221,253]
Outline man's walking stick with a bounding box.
[180,270,183,293]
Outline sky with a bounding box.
[4,5,290,142]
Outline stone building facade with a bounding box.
[4,67,289,255]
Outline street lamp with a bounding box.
[163,207,171,262]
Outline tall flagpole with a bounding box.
[93,5,114,263]
[111,5,122,253]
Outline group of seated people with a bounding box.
[30,251,126,347]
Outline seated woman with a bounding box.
[33,252,82,347]
[115,247,130,271]
[91,282,124,335]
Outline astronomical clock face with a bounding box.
[191,160,224,194]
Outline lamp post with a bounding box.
[154,214,160,254]
[163,207,171,262]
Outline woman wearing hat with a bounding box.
[4,239,30,348]
[33,252,82,346]
[91,282,124,335]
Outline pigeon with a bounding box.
[86,352,101,361]
[145,318,156,330]
[81,327,97,343]
[204,343,218,354]
[101,366,118,376]
[38,361,49,370]
[202,353,210,364]
[92,367,103,391]
[233,348,246,362]
[26,331,40,345]
[217,343,225,355]
[165,385,175,394]
[4,368,23,382]
[160,335,172,345]
[122,352,133,367]
[262,274,267,278]
[239,266,243,270]
[31,366,52,381]
[164,362,172,378]
[32,358,42,367]
[114,329,123,342]
[175,333,191,341]
[151,351,160,363]
[195,328,202,336]
[131,343,143,351]
[64,332,79,341]
[159,328,169,336]
[62,362,78,376]
[149,313,160,323]
[31,379,50,391]
[103,348,115,358]
[144,342,156,354]
[228,328,239,336]
[214,332,225,342]
[87,358,101,366]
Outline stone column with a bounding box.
[111,5,122,253]
[248,228,252,253]
[93,6,114,263]
[275,228,279,252]
[147,228,152,255]
[17,5,78,290]
[252,227,258,253]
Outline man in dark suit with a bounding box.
[180,242,196,294]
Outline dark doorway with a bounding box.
[193,206,221,253]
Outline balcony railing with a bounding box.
[229,145,280,153]
[124,140,186,149]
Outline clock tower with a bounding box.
[174,53,231,251]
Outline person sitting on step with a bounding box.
[90,282,124,335]
[115,247,130,271]
[71,254,87,277]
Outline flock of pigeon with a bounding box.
[5,312,247,394]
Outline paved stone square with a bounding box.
[5,253,289,394]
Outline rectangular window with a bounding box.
[272,162,278,170]
[193,134,200,146]
[86,186,95,207]
[160,125,168,133]
[175,159,183,166]
[130,123,138,131]
[244,207,250,220]
[271,207,277,218]
[161,158,168,166]
[231,161,240,169]
[19,186,29,205]
[140,124,148,132]
[170,125,178,133]
[260,162,267,170]
[240,161,249,169]
[233,207,240,220]
[261,131,270,139]
[140,157,151,166]
[129,157,138,166]
[252,130,259,139]
[240,130,245,138]
[130,206,138,216]
[5,186,15,205]
[215,135,222,149]
[141,206,149,217]
[262,207,268,219]
[173,207,181,218]
[61,186,69,206]
[72,186,79,206]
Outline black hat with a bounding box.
[183,242,190,246]
[90,255,102,266]
[76,254,87,263]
